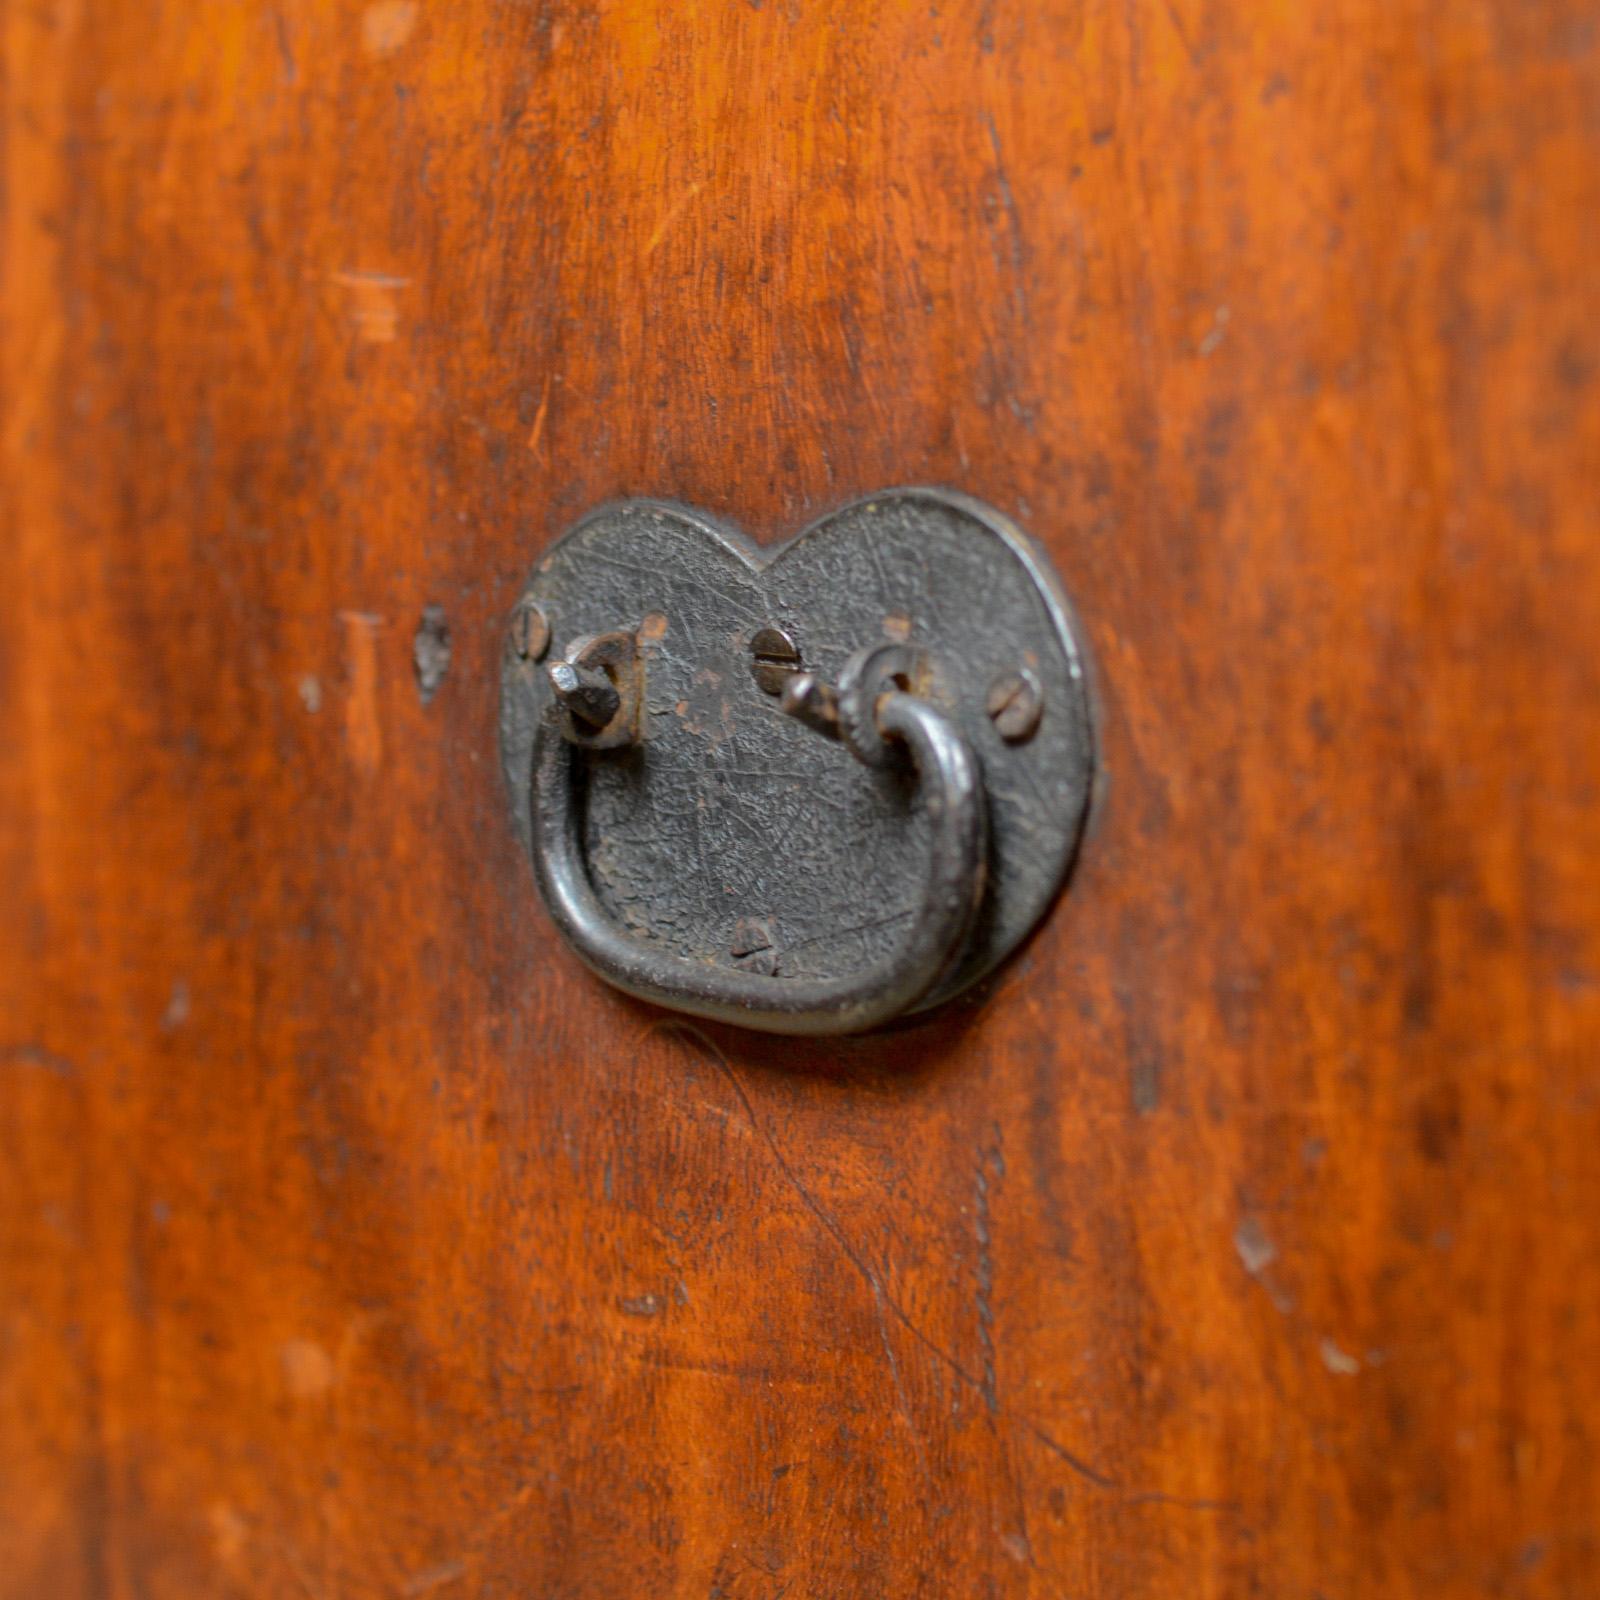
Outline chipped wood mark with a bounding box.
[362,0,417,55]
[331,270,410,343]
[525,377,550,457]
[339,609,384,772]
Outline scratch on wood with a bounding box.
[1159,0,1200,65]
[525,377,550,456]
[650,1021,1120,1494]
[398,1482,539,1595]
[273,9,297,83]
[632,1349,818,1384]
[873,1279,933,1481]
[646,182,704,255]
[1197,304,1231,357]
[981,110,1029,328]
[975,1144,999,1415]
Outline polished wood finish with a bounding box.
[5,2,1599,1594]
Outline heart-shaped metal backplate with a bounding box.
[499,488,1094,1013]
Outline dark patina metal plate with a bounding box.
[499,489,1094,1012]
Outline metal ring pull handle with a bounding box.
[530,639,989,1036]
[500,493,1096,1029]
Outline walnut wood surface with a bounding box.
[4,2,1599,1595]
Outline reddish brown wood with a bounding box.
[4,2,1600,1594]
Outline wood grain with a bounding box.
[4,1,1599,1594]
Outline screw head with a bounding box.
[513,600,551,661]
[750,625,802,695]
[986,668,1044,743]
[731,916,779,976]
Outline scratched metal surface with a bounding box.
[500,489,1094,1009]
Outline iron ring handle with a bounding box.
[530,686,989,1036]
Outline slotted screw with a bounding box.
[986,668,1044,743]
[514,600,551,662]
[751,626,802,695]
